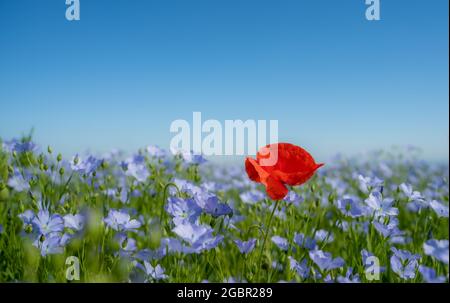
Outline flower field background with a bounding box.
[0,138,448,283]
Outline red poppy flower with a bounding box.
[245,143,323,200]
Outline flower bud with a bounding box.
[121,238,129,249]
[47,146,52,154]
[38,154,44,165]
[25,224,33,234]
[101,160,108,170]
[57,153,62,162]
[59,167,65,175]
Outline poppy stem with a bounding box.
[256,199,279,282]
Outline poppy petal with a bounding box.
[245,157,269,183]
[273,163,324,186]
[265,175,288,200]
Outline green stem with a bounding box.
[159,182,181,224]
[256,200,279,282]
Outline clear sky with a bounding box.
[0,0,448,162]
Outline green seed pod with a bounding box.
[25,224,33,234]
[101,160,108,169]
[57,153,62,162]
[328,193,335,203]
[47,146,52,154]
[38,154,44,165]
[29,178,37,187]
[121,238,129,249]
[8,165,13,174]
[59,167,65,175]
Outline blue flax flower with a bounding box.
[33,235,64,256]
[166,197,202,225]
[146,145,167,158]
[239,190,265,204]
[271,236,289,251]
[429,200,449,218]
[390,247,420,279]
[135,261,168,281]
[337,196,366,218]
[3,139,38,153]
[70,155,101,175]
[293,233,317,250]
[172,222,223,253]
[8,169,30,192]
[201,195,233,218]
[32,210,64,236]
[419,265,447,283]
[288,256,310,279]
[283,191,303,206]
[104,209,142,232]
[373,218,404,239]
[314,229,334,244]
[365,191,398,218]
[337,268,360,283]
[234,238,257,254]
[116,233,138,258]
[63,214,85,232]
[309,249,345,271]
[423,239,449,264]
[358,174,383,193]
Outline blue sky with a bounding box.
[0,0,448,162]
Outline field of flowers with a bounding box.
[0,138,448,283]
